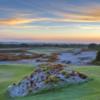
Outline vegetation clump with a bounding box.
[7,63,88,97]
[96,51,100,61]
[93,51,100,65]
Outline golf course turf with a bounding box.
[0,64,100,100]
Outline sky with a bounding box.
[0,0,100,43]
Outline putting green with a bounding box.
[0,64,100,100]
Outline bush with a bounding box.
[93,51,100,65]
[60,70,68,76]
[45,75,59,84]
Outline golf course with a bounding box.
[0,64,100,100]
[1,0,100,99]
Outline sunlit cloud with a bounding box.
[0,18,33,25]
[0,18,53,25]
[1,3,100,26]
[55,5,100,22]
[0,0,100,43]
[79,25,100,30]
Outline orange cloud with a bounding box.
[0,18,50,25]
[0,18,33,25]
[1,4,100,26]
[53,4,100,22]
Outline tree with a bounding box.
[96,51,100,61]
[88,43,97,49]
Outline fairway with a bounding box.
[0,65,100,100]
[0,0,100,99]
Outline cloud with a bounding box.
[78,25,100,30]
[1,2,100,26]
[57,4,100,22]
[0,18,52,25]
[0,18,33,25]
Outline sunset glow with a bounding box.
[0,0,100,43]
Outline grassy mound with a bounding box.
[0,64,100,100]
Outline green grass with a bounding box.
[28,47,73,54]
[0,64,34,100]
[0,65,100,100]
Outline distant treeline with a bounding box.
[0,42,100,49]
[88,43,100,50]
